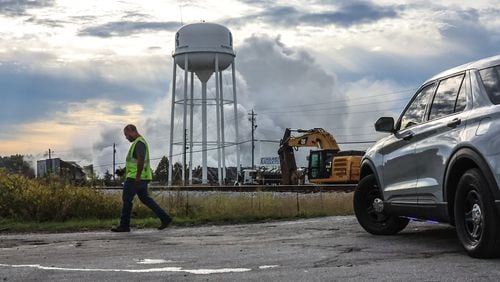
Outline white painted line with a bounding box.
[0,264,251,275]
[258,265,279,269]
[136,259,175,265]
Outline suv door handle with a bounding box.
[447,118,461,128]
[397,131,414,141]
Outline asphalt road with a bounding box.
[1,216,499,281]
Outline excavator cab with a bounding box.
[308,149,336,180]
[308,150,365,184]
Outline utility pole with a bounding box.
[47,148,52,174]
[183,129,188,186]
[112,143,116,180]
[248,109,257,169]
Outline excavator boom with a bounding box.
[286,128,340,151]
[278,129,297,185]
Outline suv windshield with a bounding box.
[479,65,500,104]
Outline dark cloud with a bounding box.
[0,0,54,16]
[122,11,151,20]
[79,21,181,38]
[322,46,433,86]
[69,15,97,22]
[0,52,169,126]
[436,8,500,57]
[238,0,271,5]
[224,5,297,30]
[223,6,298,27]
[25,16,65,27]
[327,5,500,86]
[244,3,492,89]
[300,2,399,27]
[225,1,400,28]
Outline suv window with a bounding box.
[428,74,465,120]
[399,84,435,130]
[479,65,500,104]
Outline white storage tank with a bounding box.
[173,23,235,82]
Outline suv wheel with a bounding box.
[454,168,500,258]
[354,174,409,235]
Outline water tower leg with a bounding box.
[189,71,194,185]
[231,62,241,177]
[168,63,177,186]
[182,55,189,186]
[201,81,208,184]
[215,54,222,186]
[219,69,226,184]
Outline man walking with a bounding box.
[111,124,172,232]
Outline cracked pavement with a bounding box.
[1,216,499,281]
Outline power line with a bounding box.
[258,96,409,115]
[263,106,402,117]
[258,125,371,133]
[254,139,377,145]
[93,140,252,169]
[256,88,416,112]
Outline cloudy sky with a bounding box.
[1,0,499,172]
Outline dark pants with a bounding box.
[120,179,170,228]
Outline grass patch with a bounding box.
[163,191,354,222]
[0,171,354,232]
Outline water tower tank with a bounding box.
[173,23,235,82]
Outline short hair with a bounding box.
[124,124,138,132]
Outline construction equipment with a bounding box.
[278,128,364,185]
[237,167,282,185]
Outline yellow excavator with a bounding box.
[278,128,364,185]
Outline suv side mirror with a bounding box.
[375,117,395,133]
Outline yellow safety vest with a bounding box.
[125,136,153,180]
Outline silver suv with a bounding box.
[354,55,500,258]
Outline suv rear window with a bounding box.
[479,65,500,104]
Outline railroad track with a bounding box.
[97,184,356,193]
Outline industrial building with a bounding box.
[36,158,86,182]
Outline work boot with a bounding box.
[111,226,130,232]
[158,218,172,230]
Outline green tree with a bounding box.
[154,156,169,183]
[172,162,183,185]
[103,169,113,186]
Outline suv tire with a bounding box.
[354,174,409,235]
[454,168,500,258]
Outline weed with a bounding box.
[0,170,353,231]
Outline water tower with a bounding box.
[168,22,241,185]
